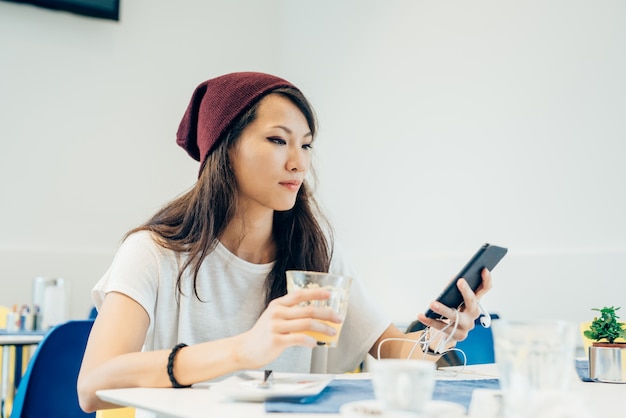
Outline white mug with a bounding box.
[370,359,436,413]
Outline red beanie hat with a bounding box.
[176,72,297,170]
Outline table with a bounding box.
[0,331,46,418]
[96,361,625,418]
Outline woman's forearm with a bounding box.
[78,335,246,412]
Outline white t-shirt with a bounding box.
[93,230,391,375]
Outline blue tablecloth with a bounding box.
[575,359,594,382]
[264,377,501,413]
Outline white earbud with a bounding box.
[477,302,491,328]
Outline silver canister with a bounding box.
[588,345,626,383]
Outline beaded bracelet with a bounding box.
[167,343,191,388]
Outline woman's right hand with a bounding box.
[235,288,342,369]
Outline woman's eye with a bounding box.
[302,143,313,150]
[268,137,286,145]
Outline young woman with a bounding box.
[77,72,491,414]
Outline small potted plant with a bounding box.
[585,306,626,382]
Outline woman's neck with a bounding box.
[220,209,276,264]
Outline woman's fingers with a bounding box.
[261,289,342,340]
[272,289,342,322]
[474,268,493,298]
[417,294,476,341]
[417,311,473,341]
[276,288,330,306]
[281,304,342,323]
[457,278,479,316]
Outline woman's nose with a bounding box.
[286,148,308,172]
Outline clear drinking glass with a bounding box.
[285,270,352,347]
[492,319,577,417]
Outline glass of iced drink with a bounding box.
[285,270,352,347]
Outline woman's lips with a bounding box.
[279,180,301,191]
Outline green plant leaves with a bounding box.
[585,306,626,344]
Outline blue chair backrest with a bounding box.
[455,313,500,365]
[10,320,96,418]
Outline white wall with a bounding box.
[278,1,626,326]
[0,0,284,317]
[1,1,625,329]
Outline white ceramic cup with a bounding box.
[370,359,436,414]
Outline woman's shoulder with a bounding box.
[122,230,158,249]
[119,230,175,260]
[106,231,183,283]
[329,240,357,277]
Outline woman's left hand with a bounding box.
[416,268,493,342]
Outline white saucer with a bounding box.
[340,399,466,417]
[203,371,333,402]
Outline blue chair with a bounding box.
[88,306,98,319]
[452,313,500,365]
[10,320,96,418]
[432,314,500,367]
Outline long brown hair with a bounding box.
[127,86,333,307]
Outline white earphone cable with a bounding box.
[376,309,467,374]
